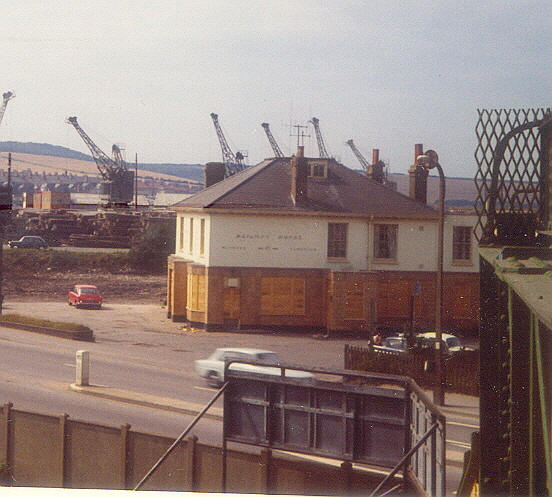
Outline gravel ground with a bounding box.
[2,271,167,304]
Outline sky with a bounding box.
[0,1,550,178]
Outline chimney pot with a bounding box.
[372,149,379,164]
[409,144,428,204]
[414,144,423,163]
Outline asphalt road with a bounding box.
[0,300,478,495]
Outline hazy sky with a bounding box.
[1,1,550,178]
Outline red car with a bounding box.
[68,285,102,309]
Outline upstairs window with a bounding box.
[309,163,327,178]
[189,218,194,254]
[327,223,348,258]
[200,218,205,255]
[374,224,398,260]
[179,217,185,251]
[453,226,472,261]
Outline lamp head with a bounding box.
[416,149,439,169]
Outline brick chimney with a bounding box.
[368,149,385,184]
[291,146,308,204]
[204,162,226,187]
[409,143,428,203]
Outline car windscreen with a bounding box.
[445,337,461,348]
[79,288,99,295]
[255,352,280,364]
[386,339,405,350]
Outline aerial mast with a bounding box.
[309,117,329,159]
[261,123,284,158]
[210,113,245,177]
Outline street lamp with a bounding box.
[416,150,445,406]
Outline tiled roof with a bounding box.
[172,158,439,219]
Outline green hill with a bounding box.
[0,141,204,182]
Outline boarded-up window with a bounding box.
[451,283,477,319]
[187,273,206,311]
[261,277,305,315]
[378,280,411,318]
[344,281,364,320]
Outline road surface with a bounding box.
[0,300,478,494]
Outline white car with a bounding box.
[416,332,473,354]
[194,347,314,387]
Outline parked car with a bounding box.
[68,284,102,309]
[194,347,314,387]
[416,332,474,354]
[373,332,472,355]
[7,236,48,249]
[373,336,408,353]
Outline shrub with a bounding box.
[128,222,175,273]
[0,313,92,332]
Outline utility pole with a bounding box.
[135,153,138,210]
[0,153,13,314]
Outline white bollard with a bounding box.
[76,350,90,386]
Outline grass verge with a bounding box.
[0,313,93,333]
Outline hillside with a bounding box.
[0,142,204,184]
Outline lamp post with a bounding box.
[416,150,445,406]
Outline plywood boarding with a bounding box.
[187,274,206,311]
[261,277,305,315]
[344,280,364,320]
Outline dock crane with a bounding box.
[309,117,329,159]
[346,139,370,171]
[261,122,284,158]
[210,113,246,177]
[0,92,15,127]
[66,117,134,208]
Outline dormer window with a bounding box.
[308,161,328,178]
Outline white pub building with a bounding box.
[168,145,479,335]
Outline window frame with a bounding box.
[373,224,398,261]
[189,218,194,254]
[452,225,472,263]
[327,222,348,259]
[200,218,205,256]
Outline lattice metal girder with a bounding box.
[479,247,552,496]
[474,108,552,244]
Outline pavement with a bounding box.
[70,381,479,469]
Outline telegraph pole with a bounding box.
[0,153,13,314]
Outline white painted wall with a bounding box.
[175,214,210,263]
[207,214,367,270]
[368,221,438,272]
[174,211,479,273]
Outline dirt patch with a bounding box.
[2,271,167,304]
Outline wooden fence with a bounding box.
[0,403,403,495]
[345,345,479,396]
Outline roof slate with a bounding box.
[172,158,439,219]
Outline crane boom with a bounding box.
[210,113,245,176]
[310,117,329,159]
[66,117,115,180]
[0,92,15,128]
[346,139,370,171]
[66,116,134,207]
[261,122,284,158]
